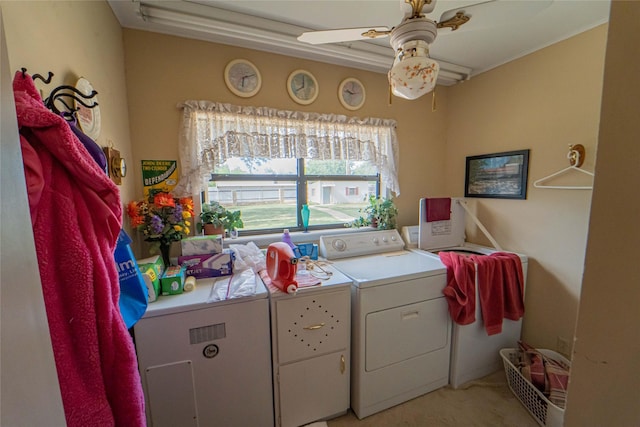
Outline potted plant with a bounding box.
[198,201,244,236]
[347,195,398,230]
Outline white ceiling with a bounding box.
[109,0,611,85]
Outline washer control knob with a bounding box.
[372,237,379,244]
[391,235,397,241]
[382,237,388,243]
[332,239,346,252]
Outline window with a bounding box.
[173,101,400,234]
[208,158,379,232]
[345,187,359,196]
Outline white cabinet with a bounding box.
[269,285,351,427]
[134,280,274,427]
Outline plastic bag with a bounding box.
[207,269,257,302]
[206,242,266,302]
[229,241,266,273]
[114,230,148,328]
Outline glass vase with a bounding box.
[301,204,310,232]
[159,242,171,267]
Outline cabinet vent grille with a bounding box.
[189,323,226,344]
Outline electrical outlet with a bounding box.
[557,336,570,355]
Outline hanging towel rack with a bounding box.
[20,67,54,84]
[533,144,594,190]
[44,84,99,116]
[19,68,99,117]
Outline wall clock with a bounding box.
[338,77,366,111]
[287,69,319,105]
[224,59,262,98]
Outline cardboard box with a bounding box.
[181,235,224,256]
[137,255,165,277]
[178,251,233,279]
[160,265,186,295]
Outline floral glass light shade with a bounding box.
[388,39,439,100]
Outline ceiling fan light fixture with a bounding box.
[388,40,439,100]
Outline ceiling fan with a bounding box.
[298,0,551,100]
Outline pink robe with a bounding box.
[13,72,145,427]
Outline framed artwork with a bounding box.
[464,149,530,199]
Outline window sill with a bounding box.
[222,226,375,249]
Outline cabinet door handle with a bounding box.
[340,355,345,374]
[303,322,325,330]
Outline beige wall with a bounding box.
[122,29,449,231]
[1,0,136,214]
[446,26,607,352]
[565,1,640,425]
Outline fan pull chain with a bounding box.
[388,83,393,106]
[431,87,437,112]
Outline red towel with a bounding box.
[472,252,525,335]
[425,197,451,222]
[440,252,476,325]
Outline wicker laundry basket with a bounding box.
[500,348,571,427]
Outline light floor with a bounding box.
[327,371,540,427]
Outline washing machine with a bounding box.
[134,275,274,427]
[416,197,529,389]
[319,229,450,420]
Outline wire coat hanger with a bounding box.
[533,144,594,190]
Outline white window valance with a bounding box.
[172,100,400,197]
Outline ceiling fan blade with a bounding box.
[437,0,553,34]
[298,27,392,45]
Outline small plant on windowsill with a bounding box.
[197,201,244,236]
[346,195,398,230]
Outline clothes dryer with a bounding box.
[416,197,528,389]
[320,230,450,419]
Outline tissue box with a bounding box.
[160,265,186,295]
[138,265,160,302]
[181,235,224,256]
[178,251,233,279]
[137,255,165,277]
[297,243,318,260]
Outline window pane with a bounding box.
[214,157,297,175]
[208,180,297,230]
[207,158,378,232]
[305,159,377,176]
[305,180,377,226]
[233,203,297,230]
